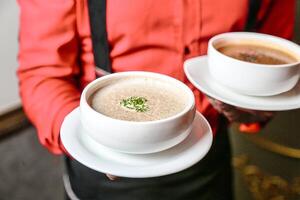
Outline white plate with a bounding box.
[184,56,300,111]
[61,108,213,178]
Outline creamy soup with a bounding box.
[217,43,298,65]
[89,77,188,122]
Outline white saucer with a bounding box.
[184,56,300,111]
[61,108,213,178]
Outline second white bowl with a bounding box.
[208,32,300,96]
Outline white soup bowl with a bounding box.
[208,32,300,96]
[80,71,196,154]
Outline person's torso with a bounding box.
[106,0,248,79]
[77,0,249,131]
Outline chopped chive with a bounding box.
[120,96,149,112]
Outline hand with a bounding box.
[207,96,275,123]
[106,174,118,181]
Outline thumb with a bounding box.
[106,174,119,181]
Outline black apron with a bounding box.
[65,117,233,200]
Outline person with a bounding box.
[17,0,295,199]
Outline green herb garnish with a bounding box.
[120,96,149,112]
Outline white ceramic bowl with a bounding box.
[80,72,196,154]
[208,32,300,96]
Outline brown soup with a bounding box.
[217,44,298,65]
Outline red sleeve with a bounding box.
[239,0,295,133]
[256,0,295,39]
[17,0,80,154]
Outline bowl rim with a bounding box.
[208,32,300,68]
[80,71,195,125]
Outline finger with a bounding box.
[106,174,118,181]
[205,95,213,100]
[223,110,240,122]
[261,111,275,117]
[207,97,228,112]
[234,107,275,117]
[206,96,222,106]
[248,111,275,122]
[207,98,222,112]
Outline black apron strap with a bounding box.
[87,0,112,73]
[245,0,262,31]
[87,0,262,70]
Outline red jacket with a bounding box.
[17,0,295,154]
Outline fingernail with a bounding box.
[106,174,118,181]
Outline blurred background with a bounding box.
[0,1,300,200]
